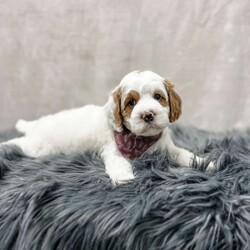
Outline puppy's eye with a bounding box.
[154,94,162,101]
[128,99,136,107]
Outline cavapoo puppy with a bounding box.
[2,71,214,184]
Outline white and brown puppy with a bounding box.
[2,71,214,184]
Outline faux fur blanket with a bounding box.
[0,125,250,250]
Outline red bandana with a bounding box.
[114,128,162,160]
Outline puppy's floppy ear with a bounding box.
[112,87,123,130]
[105,87,123,132]
[164,79,182,123]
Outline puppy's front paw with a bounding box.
[108,169,135,185]
[103,150,135,185]
[206,161,215,172]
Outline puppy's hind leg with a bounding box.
[1,137,27,150]
[15,119,36,134]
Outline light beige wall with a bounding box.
[0,0,249,132]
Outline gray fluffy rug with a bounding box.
[1,125,250,250]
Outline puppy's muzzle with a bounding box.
[141,111,155,123]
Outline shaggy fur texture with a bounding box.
[0,125,250,250]
[4,71,213,184]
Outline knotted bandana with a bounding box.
[114,128,162,160]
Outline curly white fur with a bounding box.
[1,71,214,184]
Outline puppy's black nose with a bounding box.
[142,112,155,123]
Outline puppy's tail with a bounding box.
[16,119,35,134]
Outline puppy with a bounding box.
[2,71,214,184]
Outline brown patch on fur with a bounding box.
[122,91,140,119]
[112,88,123,129]
[164,79,182,122]
[154,90,168,107]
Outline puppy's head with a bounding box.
[107,71,182,136]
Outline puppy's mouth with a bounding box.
[145,121,163,129]
[124,111,169,136]
[130,121,166,136]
